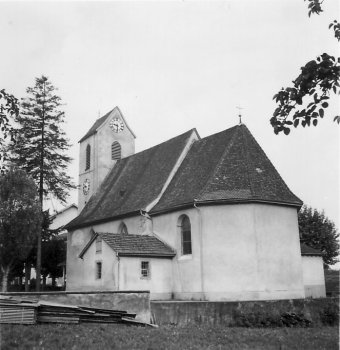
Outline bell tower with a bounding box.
[78,107,136,211]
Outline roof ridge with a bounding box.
[145,129,199,212]
[83,130,195,216]
[195,125,240,201]
[241,125,301,202]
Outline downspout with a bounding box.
[116,252,120,291]
[194,200,205,300]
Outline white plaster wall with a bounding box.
[67,226,97,291]
[120,257,173,300]
[153,208,203,299]
[96,110,135,189]
[80,240,117,291]
[67,203,305,301]
[78,135,96,211]
[78,109,135,212]
[302,256,326,298]
[50,206,78,230]
[67,214,166,291]
[200,204,305,301]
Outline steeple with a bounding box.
[77,107,136,211]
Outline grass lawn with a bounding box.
[0,324,338,350]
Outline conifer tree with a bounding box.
[9,76,75,291]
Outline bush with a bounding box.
[232,310,312,328]
[320,304,339,326]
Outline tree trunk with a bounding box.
[52,276,56,288]
[36,80,46,292]
[1,266,10,292]
[42,275,46,289]
[24,262,31,292]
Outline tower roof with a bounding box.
[78,106,136,143]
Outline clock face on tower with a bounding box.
[109,117,124,133]
[83,179,90,195]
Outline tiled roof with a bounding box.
[67,123,302,230]
[79,231,176,258]
[300,243,323,256]
[100,232,176,257]
[66,129,196,230]
[78,110,112,143]
[151,124,302,213]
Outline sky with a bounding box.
[0,0,339,232]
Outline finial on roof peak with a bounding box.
[236,106,243,125]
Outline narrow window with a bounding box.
[85,144,91,171]
[119,222,128,235]
[111,141,121,160]
[96,262,102,279]
[141,261,150,278]
[95,236,102,253]
[181,215,192,255]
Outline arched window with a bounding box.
[119,222,128,235]
[180,215,192,255]
[111,141,121,160]
[85,144,91,171]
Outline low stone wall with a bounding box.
[151,298,339,327]
[0,291,150,323]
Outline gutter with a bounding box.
[150,198,303,217]
[65,210,140,231]
[117,252,176,258]
[116,252,120,291]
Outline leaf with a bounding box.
[322,102,329,108]
[319,108,324,118]
[313,119,318,126]
[333,86,337,94]
[273,107,280,117]
[329,23,334,29]
[294,119,299,128]
[283,128,290,135]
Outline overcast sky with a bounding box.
[0,0,339,230]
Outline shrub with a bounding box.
[320,304,339,326]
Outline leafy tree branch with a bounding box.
[271,0,340,134]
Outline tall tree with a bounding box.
[0,168,42,292]
[299,205,339,267]
[9,76,75,291]
[271,0,340,134]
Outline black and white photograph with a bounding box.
[0,0,339,349]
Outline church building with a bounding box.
[65,107,325,301]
